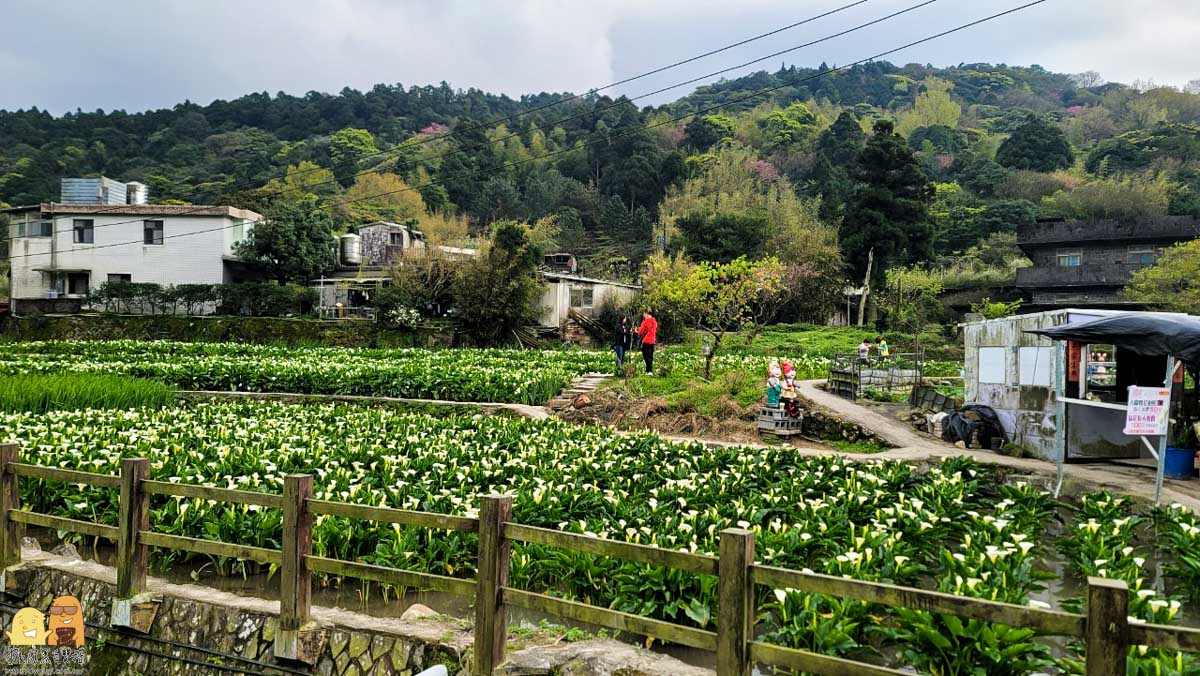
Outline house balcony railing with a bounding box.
[1017,217,1200,246]
[1015,262,1150,288]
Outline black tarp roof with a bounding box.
[1026,313,1200,368]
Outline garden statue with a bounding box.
[766,359,782,408]
[780,360,801,418]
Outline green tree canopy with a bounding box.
[841,120,935,286]
[996,115,1073,171]
[328,127,380,186]
[1124,239,1200,312]
[235,195,336,284]
[452,220,543,346]
[683,113,736,151]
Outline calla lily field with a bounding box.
[3,393,1200,673]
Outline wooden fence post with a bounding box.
[277,473,314,657]
[0,443,21,570]
[717,528,754,676]
[1086,576,1128,676]
[111,457,153,631]
[475,495,512,676]
[116,458,150,598]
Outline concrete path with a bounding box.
[796,379,1200,511]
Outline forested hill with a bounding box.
[2,61,1199,297]
[668,62,1082,115]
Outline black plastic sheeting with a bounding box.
[942,404,1008,449]
[1026,313,1200,369]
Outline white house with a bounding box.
[6,186,261,313]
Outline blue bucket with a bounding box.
[1165,447,1195,480]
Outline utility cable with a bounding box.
[10,0,872,224]
[7,0,1052,262]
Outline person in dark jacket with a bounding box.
[614,316,632,371]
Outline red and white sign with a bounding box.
[1124,386,1171,436]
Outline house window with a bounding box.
[390,232,404,246]
[107,274,132,283]
[67,272,90,296]
[232,221,244,243]
[569,288,594,309]
[143,220,164,245]
[1128,245,1156,266]
[1056,249,1081,267]
[72,219,94,244]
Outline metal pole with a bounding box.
[1155,356,1178,505]
[1054,340,1067,498]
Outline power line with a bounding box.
[8,0,1052,262]
[5,0,932,243]
[12,0,872,224]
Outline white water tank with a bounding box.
[339,233,362,266]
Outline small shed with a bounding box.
[538,273,640,329]
[962,309,1121,460]
[963,309,1198,502]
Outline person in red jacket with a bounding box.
[636,311,658,374]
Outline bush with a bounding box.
[0,373,176,413]
[216,282,316,317]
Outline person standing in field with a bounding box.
[614,316,632,371]
[857,338,873,363]
[636,311,658,374]
[877,336,890,359]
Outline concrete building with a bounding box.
[962,309,1188,461]
[1015,216,1200,309]
[5,179,261,313]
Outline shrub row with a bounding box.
[88,281,317,317]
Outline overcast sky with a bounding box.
[2,0,1198,115]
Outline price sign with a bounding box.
[1124,386,1171,436]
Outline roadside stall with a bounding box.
[1027,313,1200,504]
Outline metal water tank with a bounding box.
[339,233,362,266]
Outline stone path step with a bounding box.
[546,372,612,412]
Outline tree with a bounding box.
[675,211,768,263]
[878,266,945,347]
[896,78,962,138]
[338,172,425,224]
[810,112,865,222]
[234,195,336,284]
[841,120,935,289]
[1069,71,1105,88]
[452,220,543,346]
[1124,239,1200,312]
[954,155,1011,198]
[640,254,784,378]
[995,115,1073,171]
[259,161,339,204]
[759,103,818,151]
[328,128,380,186]
[386,245,458,317]
[683,113,735,151]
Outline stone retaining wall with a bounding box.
[1,545,706,676]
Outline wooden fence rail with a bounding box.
[3,440,1200,675]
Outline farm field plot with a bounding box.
[0,340,611,405]
[5,400,1200,673]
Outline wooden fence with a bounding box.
[2,441,1200,675]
